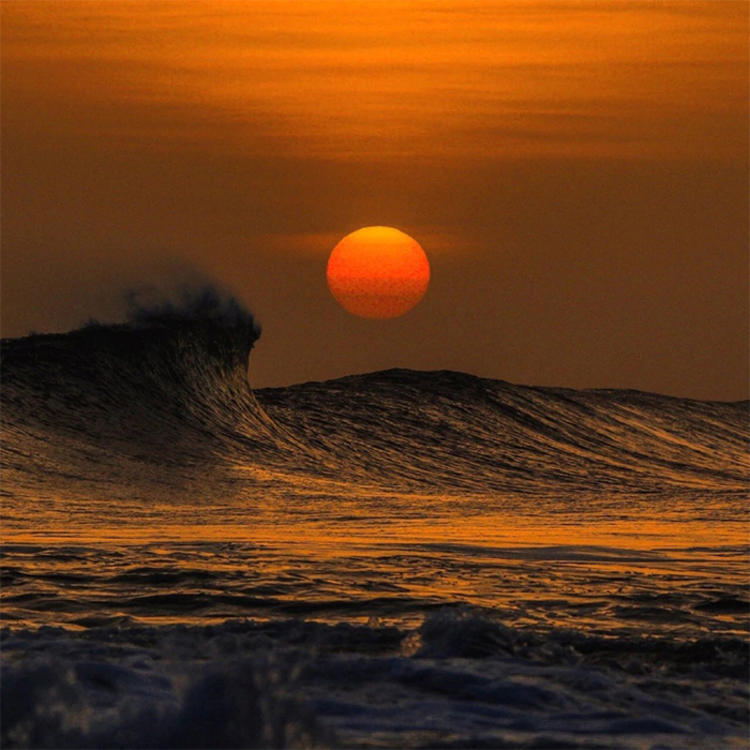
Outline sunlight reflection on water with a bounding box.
[2,489,747,639]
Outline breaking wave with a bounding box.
[2,296,747,497]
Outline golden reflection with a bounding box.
[2,491,747,634]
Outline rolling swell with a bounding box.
[1,301,748,496]
[257,370,748,492]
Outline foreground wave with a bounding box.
[2,309,747,496]
[3,608,748,749]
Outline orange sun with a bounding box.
[326,226,430,319]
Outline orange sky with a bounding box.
[2,1,748,397]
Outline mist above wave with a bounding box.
[114,284,260,342]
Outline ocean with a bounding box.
[1,297,748,749]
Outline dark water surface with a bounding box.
[2,311,748,748]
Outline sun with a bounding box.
[326,227,430,319]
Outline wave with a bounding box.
[2,299,748,496]
[1,290,305,496]
[2,609,747,749]
[259,369,749,492]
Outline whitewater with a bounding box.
[1,292,748,748]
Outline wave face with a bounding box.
[2,311,747,497]
[259,369,749,493]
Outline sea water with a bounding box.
[1,301,748,748]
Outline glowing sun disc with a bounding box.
[326,226,430,319]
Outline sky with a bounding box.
[2,0,747,398]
